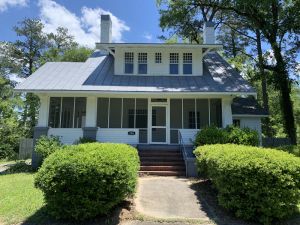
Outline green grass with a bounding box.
[0,172,45,225]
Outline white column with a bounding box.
[85,96,97,127]
[222,97,233,128]
[37,95,49,127]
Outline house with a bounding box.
[15,15,267,170]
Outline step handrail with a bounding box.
[178,130,188,176]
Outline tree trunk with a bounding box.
[271,43,297,144]
[255,30,271,136]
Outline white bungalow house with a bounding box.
[15,15,267,171]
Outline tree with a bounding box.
[59,47,93,62]
[12,18,48,136]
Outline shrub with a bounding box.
[194,144,300,224]
[194,126,228,146]
[194,126,259,147]
[35,143,140,220]
[34,135,62,159]
[276,145,300,157]
[74,137,97,144]
[226,126,259,146]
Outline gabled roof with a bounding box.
[231,97,268,116]
[15,51,256,94]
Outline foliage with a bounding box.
[5,161,33,174]
[34,135,62,159]
[59,46,93,62]
[35,143,140,220]
[74,137,97,144]
[225,126,259,146]
[276,145,300,157]
[194,144,300,224]
[194,126,259,147]
[194,126,228,146]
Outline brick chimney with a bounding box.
[203,22,215,44]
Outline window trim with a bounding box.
[183,53,192,74]
[169,53,179,75]
[124,52,134,74]
[138,52,147,74]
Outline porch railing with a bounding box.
[178,130,188,176]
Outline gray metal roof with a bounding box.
[231,97,268,116]
[15,51,255,93]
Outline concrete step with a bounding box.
[140,156,183,162]
[139,151,181,157]
[140,165,185,171]
[138,144,180,151]
[139,170,186,176]
[141,161,185,166]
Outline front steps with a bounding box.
[138,145,186,176]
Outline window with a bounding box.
[233,119,240,127]
[155,52,162,63]
[138,53,147,74]
[169,53,179,74]
[48,97,86,128]
[125,52,134,74]
[183,53,192,74]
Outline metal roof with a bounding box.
[231,97,268,116]
[15,51,256,94]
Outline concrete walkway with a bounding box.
[135,177,209,221]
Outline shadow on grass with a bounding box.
[190,179,300,225]
[20,200,132,225]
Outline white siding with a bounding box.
[96,128,139,144]
[114,47,203,76]
[179,129,198,144]
[48,128,83,145]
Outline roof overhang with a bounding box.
[96,43,223,57]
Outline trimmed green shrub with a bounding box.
[194,126,228,146]
[74,137,97,144]
[35,143,139,220]
[194,126,259,147]
[194,144,300,224]
[276,145,300,157]
[226,126,259,146]
[34,135,62,159]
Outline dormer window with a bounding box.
[183,53,192,74]
[138,53,147,74]
[155,53,162,63]
[170,53,179,74]
[125,52,134,74]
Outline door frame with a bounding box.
[148,99,170,144]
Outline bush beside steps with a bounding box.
[194,144,300,225]
[35,143,140,220]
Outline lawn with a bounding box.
[0,172,45,225]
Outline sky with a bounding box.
[0,0,163,47]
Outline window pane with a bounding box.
[196,99,209,129]
[183,64,192,74]
[183,99,196,129]
[136,99,148,128]
[155,52,162,63]
[170,64,179,74]
[210,99,222,127]
[138,64,147,74]
[109,98,122,128]
[122,98,135,128]
[74,97,86,128]
[48,97,61,128]
[61,97,74,128]
[125,63,133,73]
[97,98,109,128]
[170,99,182,128]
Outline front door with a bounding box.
[151,105,167,144]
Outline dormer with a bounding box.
[96,15,222,76]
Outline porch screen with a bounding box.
[48,97,87,128]
[170,99,182,144]
[183,99,196,129]
[109,98,122,128]
[97,98,109,128]
[122,99,135,128]
[196,99,209,128]
[210,99,222,127]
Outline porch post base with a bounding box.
[32,126,49,169]
[83,127,98,140]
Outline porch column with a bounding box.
[37,95,49,127]
[222,97,233,128]
[83,96,98,140]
